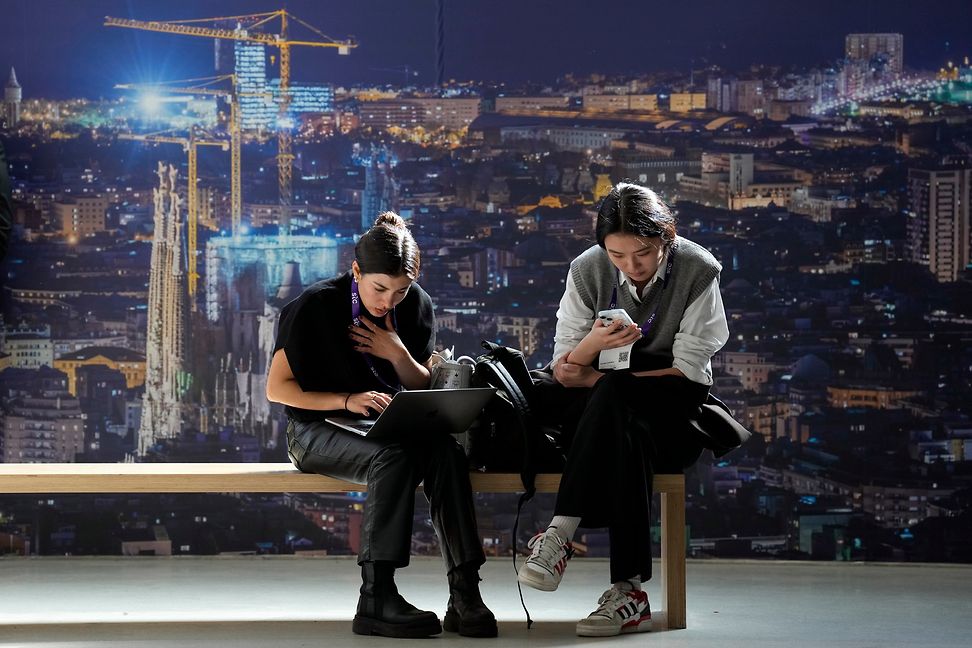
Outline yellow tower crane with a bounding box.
[105,11,356,227]
[116,74,269,237]
[119,129,229,306]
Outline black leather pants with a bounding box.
[287,419,486,571]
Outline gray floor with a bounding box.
[1,556,971,647]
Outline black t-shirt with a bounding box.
[273,272,436,422]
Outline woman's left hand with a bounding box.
[349,314,409,363]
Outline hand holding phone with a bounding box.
[597,308,635,326]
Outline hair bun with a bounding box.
[374,211,407,229]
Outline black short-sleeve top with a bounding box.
[273,272,436,422]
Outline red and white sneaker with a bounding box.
[516,529,574,591]
[575,587,652,637]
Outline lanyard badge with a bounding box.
[350,274,402,393]
[598,243,677,371]
[607,241,677,337]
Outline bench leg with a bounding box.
[660,481,687,629]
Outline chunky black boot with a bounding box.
[352,561,442,638]
[443,563,498,638]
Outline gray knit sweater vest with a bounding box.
[569,236,722,371]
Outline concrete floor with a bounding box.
[1,556,971,647]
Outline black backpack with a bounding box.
[469,341,565,499]
[469,341,564,629]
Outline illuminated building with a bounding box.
[706,78,763,116]
[501,125,627,151]
[494,96,571,112]
[1,390,84,463]
[358,97,481,130]
[53,346,146,396]
[733,80,765,117]
[234,42,334,131]
[204,234,339,322]
[582,94,658,112]
[2,325,53,369]
[3,66,21,126]
[669,93,706,113]
[707,77,732,112]
[235,41,276,130]
[268,79,334,115]
[54,194,109,237]
[845,33,904,76]
[907,165,972,283]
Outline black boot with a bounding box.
[352,561,442,638]
[443,563,498,638]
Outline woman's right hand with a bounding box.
[345,391,393,416]
[581,318,642,352]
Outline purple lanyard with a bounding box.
[607,243,677,337]
[350,275,402,393]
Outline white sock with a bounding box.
[613,577,642,592]
[547,516,580,542]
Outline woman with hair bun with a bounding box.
[267,212,496,639]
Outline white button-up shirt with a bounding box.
[552,251,729,385]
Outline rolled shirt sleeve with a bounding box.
[672,276,729,385]
[552,270,594,364]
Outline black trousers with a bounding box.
[287,419,486,571]
[537,371,708,584]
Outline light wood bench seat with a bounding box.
[0,463,687,629]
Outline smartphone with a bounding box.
[597,308,635,326]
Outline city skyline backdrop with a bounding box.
[2,0,972,98]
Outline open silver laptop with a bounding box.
[325,388,495,440]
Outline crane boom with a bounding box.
[105,11,355,221]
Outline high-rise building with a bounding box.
[3,67,22,127]
[732,79,765,118]
[707,77,733,112]
[845,33,904,76]
[235,42,276,130]
[907,164,972,282]
[234,43,335,132]
[729,154,754,196]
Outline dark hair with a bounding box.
[595,182,677,248]
[354,211,421,279]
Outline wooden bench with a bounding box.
[0,463,687,629]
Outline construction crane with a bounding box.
[120,129,229,306]
[105,10,356,226]
[116,74,268,237]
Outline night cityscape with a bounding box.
[1,0,972,569]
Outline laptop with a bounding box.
[325,388,496,440]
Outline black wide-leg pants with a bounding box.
[536,371,708,584]
[286,419,486,571]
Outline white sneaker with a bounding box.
[576,587,652,637]
[516,528,574,592]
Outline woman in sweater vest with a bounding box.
[517,182,729,637]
